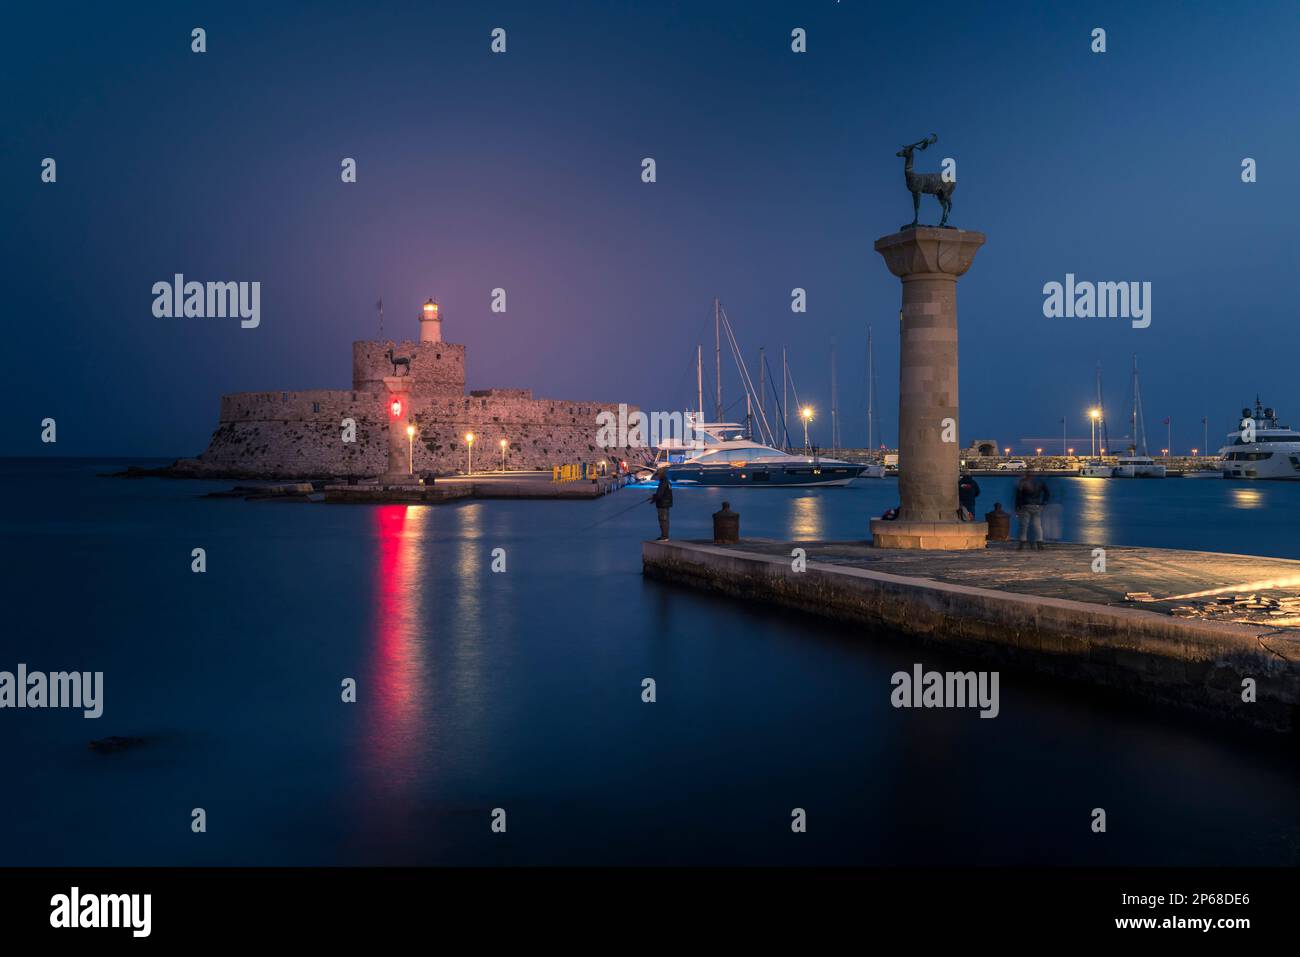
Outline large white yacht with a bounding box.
[1218,400,1300,480]
[643,418,883,487]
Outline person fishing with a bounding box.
[1015,468,1050,551]
[957,470,981,521]
[651,469,673,541]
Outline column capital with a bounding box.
[874,227,985,281]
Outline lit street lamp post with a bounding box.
[800,406,813,453]
[499,438,508,472]
[406,424,415,474]
[465,432,475,475]
[1089,407,1101,457]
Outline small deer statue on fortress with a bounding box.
[385,347,411,376]
[896,133,954,229]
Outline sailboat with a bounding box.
[1079,362,1113,476]
[1112,355,1166,478]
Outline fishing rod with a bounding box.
[581,490,657,531]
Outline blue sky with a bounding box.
[3,0,1296,455]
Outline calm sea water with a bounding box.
[3,458,1300,866]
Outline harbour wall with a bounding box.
[642,541,1300,732]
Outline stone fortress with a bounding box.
[173,300,641,479]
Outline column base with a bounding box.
[869,519,988,550]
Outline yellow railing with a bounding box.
[552,463,584,482]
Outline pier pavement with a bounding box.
[642,539,1300,731]
[323,470,627,503]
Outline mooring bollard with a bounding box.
[713,501,740,543]
[985,502,1010,541]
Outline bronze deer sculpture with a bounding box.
[385,347,411,376]
[896,134,954,229]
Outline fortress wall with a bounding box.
[189,386,642,478]
[219,390,368,423]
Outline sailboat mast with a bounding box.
[867,325,874,450]
[1130,354,1138,455]
[714,298,722,421]
[1132,353,1149,456]
[758,347,766,417]
[830,340,838,453]
[1096,360,1110,453]
[696,345,703,419]
[782,347,789,450]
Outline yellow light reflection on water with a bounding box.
[791,494,822,540]
[1078,483,1108,527]
[1230,488,1264,509]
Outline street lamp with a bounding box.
[465,432,475,474]
[1191,447,1199,457]
[406,424,415,474]
[1068,447,1074,456]
[1035,447,1043,457]
[800,406,813,452]
[499,438,508,471]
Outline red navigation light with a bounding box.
[390,398,403,418]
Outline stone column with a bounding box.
[380,376,418,485]
[869,227,986,549]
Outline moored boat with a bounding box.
[1218,399,1300,480]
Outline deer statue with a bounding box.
[384,347,411,376]
[896,133,954,229]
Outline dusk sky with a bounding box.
[4,0,1296,456]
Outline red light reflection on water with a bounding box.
[365,505,431,786]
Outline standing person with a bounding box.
[957,471,981,521]
[651,469,673,541]
[1014,468,1050,550]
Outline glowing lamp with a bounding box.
[423,298,438,316]
[1089,408,1101,420]
[499,439,508,448]
[390,398,403,418]
[465,433,475,445]
[406,425,415,437]
[800,407,813,421]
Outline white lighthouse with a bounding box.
[419,298,442,343]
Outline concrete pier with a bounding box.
[323,470,626,503]
[642,539,1300,731]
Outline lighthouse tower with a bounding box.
[419,298,442,343]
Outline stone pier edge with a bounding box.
[641,540,1300,733]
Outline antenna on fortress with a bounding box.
[376,299,384,339]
